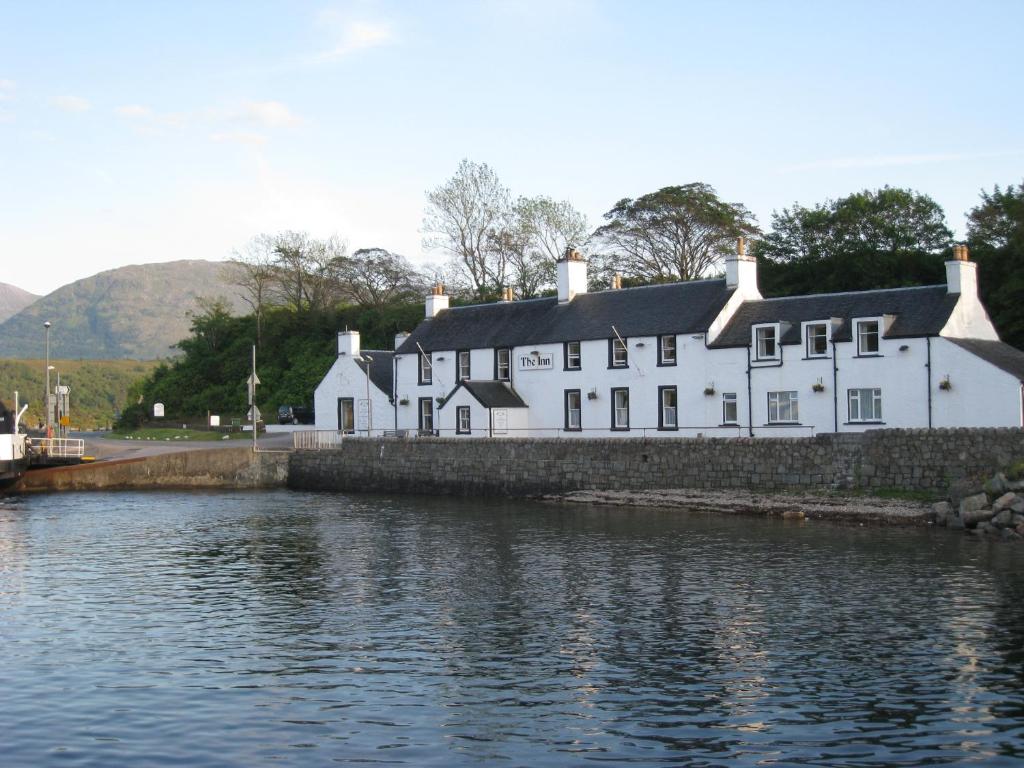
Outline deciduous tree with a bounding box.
[968,181,1024,347]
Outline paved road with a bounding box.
[74,431,294,461]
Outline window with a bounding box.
[659,386,678,430]
[457,350,471,381]
[722,393,738,425]
[418,351,432,384]
[806,323,828,357]
[564,341,581,371]
[456,405,471,434]
[658,335,677,366]
[768,391,799,423]
[338,397,355,434]
[609,337,628,368]
[495,348,511,381]
[857,321,880,355]
[418,397,434,434]
[611,387,629,430]
[755,326,777,359]
[564,389,582,432]
[849,388,882,422]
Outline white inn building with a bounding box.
[314,242,1024,438]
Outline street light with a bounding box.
[43,321,51,436]
[361,354,374,436]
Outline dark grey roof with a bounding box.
[710,285,959,348]
[949,338,1024,380]
[445,380,527,409]
[353,350,394,397]
[397,280,735,354]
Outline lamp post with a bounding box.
[43,321,51,436]
[362,355,374,436]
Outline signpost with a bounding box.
[248,345,260,452]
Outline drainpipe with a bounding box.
[831,340,839,433]
[393,355,399,432]
[926,336,933,429]
[746,346,753,437]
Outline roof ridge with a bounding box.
[751,284,946,304]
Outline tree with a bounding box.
[498,196,590,298]
[228,234,279,345]
[339,248,428,308]
[423,159,511,299]
[592,183,758,283]
[968,182,1024,348]
[754,187,953,296]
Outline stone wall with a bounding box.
[288,429,1024,497]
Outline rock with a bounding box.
[949,516,966,531]
[1008,479,1024,492]
[1002,528,1022,540]
[782,510,805,521]
[1012,513,1024,527]
[931,501,953,525]
[993,492,1019,513]
[948,479,978,506]
[1017,521,1024,537]
[960,493,994,526]
[977,522,998,535]
[992,510,1014,527]
[984,473,1009,497]
[1011,498,1024,514]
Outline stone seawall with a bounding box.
[288,429,1024,496]
[15,448,289,492]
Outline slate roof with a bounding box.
[447,380,528,409]
[710,285,959,348]
[353,350,395,397]
[949,338,1024,381]
[397,279,735,354]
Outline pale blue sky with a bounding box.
[1,0,1021,294]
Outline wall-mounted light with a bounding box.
[587,388,598,400]
[436,356,446,361]
[635,342,646,348]
[899,344,909,352]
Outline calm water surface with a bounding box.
[1,490,1023,766]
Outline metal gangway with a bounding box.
[29,437,86,466]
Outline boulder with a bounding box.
[1012,513,1024,527]
[960,493,994,526]
[1017,521,1024,537]
[1011,498,1024,515]
[931,501,953,525]
[948,479,979,506]
[977,522,998,535]
[1002,528,1022,541]
[949,516,966,531]
[782,510,805,521]
[984,473,1009,497]
[1008,479,1024,492]
[992,510,1014,527]
[993,492,1019,513]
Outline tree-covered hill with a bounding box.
[0,260,248,360]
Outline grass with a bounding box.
[110,427,252,442]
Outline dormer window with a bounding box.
[806,323,828,357]
[418,351,432,385]
[857,320,880,356]
[754,325,778,360]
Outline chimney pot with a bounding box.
[737,237,746,257]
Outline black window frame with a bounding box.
[338,397,355,434]
[457,349,471,381]
[455,405,471,434]
[564,340,581,371]
[418,397,434,434]
[564,389,582,432]
[418,350,432,385]
[495,347,511,381]
[608,337,628,369]
[658,385,678,431]
[658,335,677,367]
[610,387,630,431]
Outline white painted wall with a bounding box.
[930,338,1022,427]
[313,354,395,436]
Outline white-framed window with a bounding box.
[565,389,581,431]
[418,351,432,384]
[611,387,629,429]
[768,391,799,423]
[659,386,677,429]
[565,341,581,371]
[496,348,511,381]
[857,320,880,355]
[609,337,628,368]
[806,323,828,357]
[755,326,778,360]
[457,350,471,381]
[418,397,433,433]
[456,405,471,434]
[848,388,882,422]
[722,393,738,425]
[659,335,677,366]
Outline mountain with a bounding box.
[0,260,249,360]
[0,282,39,323]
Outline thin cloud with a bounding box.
[238,100,302,128]
[115,104,153,119]
[210,131,268,146]
[314,14,395,62]
[52,94,92,112]
[781,150,1024,173]
[0,79,14,100]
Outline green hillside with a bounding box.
[0,282,39,323]
[0,359,159,429]
[0,260,248,360]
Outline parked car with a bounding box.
[277,405,314,425]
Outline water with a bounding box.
[1,490,1023,767]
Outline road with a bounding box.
[74,431,295,460]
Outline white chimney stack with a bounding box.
[337,329,360,357]
[394,331,410,351]
[945,244,978,296]
[725,237,760,298]
[557,247,588,303]
[425,284,449,318]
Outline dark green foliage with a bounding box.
[968,182,1024,349]
[118,300,423,426]
[754,187,952,297]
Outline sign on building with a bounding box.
[492,408,508,434]
[517,352,554,371]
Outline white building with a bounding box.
[315,243,1024,437]
[313,330,395,435]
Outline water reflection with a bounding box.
[1,490,1023,766]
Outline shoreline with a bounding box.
[539,488,935,526]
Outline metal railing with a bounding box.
[30,437,86,458]
[293,430,346,450]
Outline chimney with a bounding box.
[425,283,449,318]
[557,247,588,303]
[725,236,760,298]
[394,331,410,351]
[946,244,978,295]
[337,329,360,357]
[499,287,514,302]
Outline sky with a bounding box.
[1,0,1022,295]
